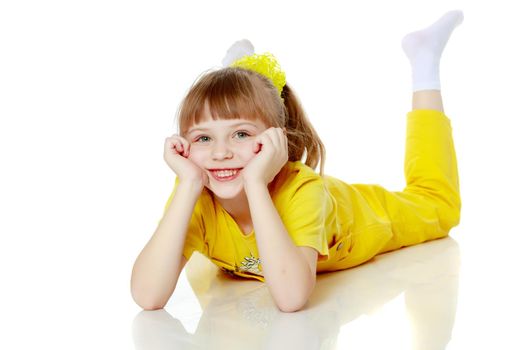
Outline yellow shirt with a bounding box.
[159,110,461,282]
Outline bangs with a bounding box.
[178,68,278,136]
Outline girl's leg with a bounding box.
[337,11,465,266]
[412,90,444,113]
[377,11,464,253]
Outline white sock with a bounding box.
[402,10,464,92]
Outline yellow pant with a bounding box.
[378,109,461,253]
[325,109,461,271]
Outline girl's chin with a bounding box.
[205,182,245,199]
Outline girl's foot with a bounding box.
[402,10,464,91]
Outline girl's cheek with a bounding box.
[188,148,204,161]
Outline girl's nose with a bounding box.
[212,143,233,160]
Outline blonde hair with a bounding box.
[176,67,326,177]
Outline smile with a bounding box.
[209,168,242,182]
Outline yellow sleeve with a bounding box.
[277,178,330,260]
[158,177,206,261]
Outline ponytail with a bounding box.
[282,84,326,177]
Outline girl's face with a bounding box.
[185,111,269,199]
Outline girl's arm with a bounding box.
[130,181,202,310]
[244,181,317,313]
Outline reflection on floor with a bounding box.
[132,237,460,349]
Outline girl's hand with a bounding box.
[163,134,210,189]
[242,127,288,186]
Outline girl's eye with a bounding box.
[194,131,251,143]
[235,131,250,139]
[195,136,210,143]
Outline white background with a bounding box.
[1,0,524,348]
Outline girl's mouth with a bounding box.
[209,168,242,182]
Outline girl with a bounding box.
[131,10,464,313]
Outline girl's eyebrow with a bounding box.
[188,122,258,134]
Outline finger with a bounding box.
[268,128,286,160]
[275,129,286,160]
[165,137,177,148]
[282,128,289,159]
[265,128,279,150]
[174,139,187,156]
[176,137,188,153]
[164,138,171,152]
[182,140,190,157]
[164,138,179,155]
[172,140,182,154]
[253,133,267,153]
[277,128,286,151]
[253,136,262,153]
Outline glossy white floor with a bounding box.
[5,212,525,349]
[135,238,463,350]
[130,225,525,350]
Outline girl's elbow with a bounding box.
[276,295,309,313]
[274,276,315,312]
[131,288,167,311]
[277,300,307,313]
[139,301,166,311]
